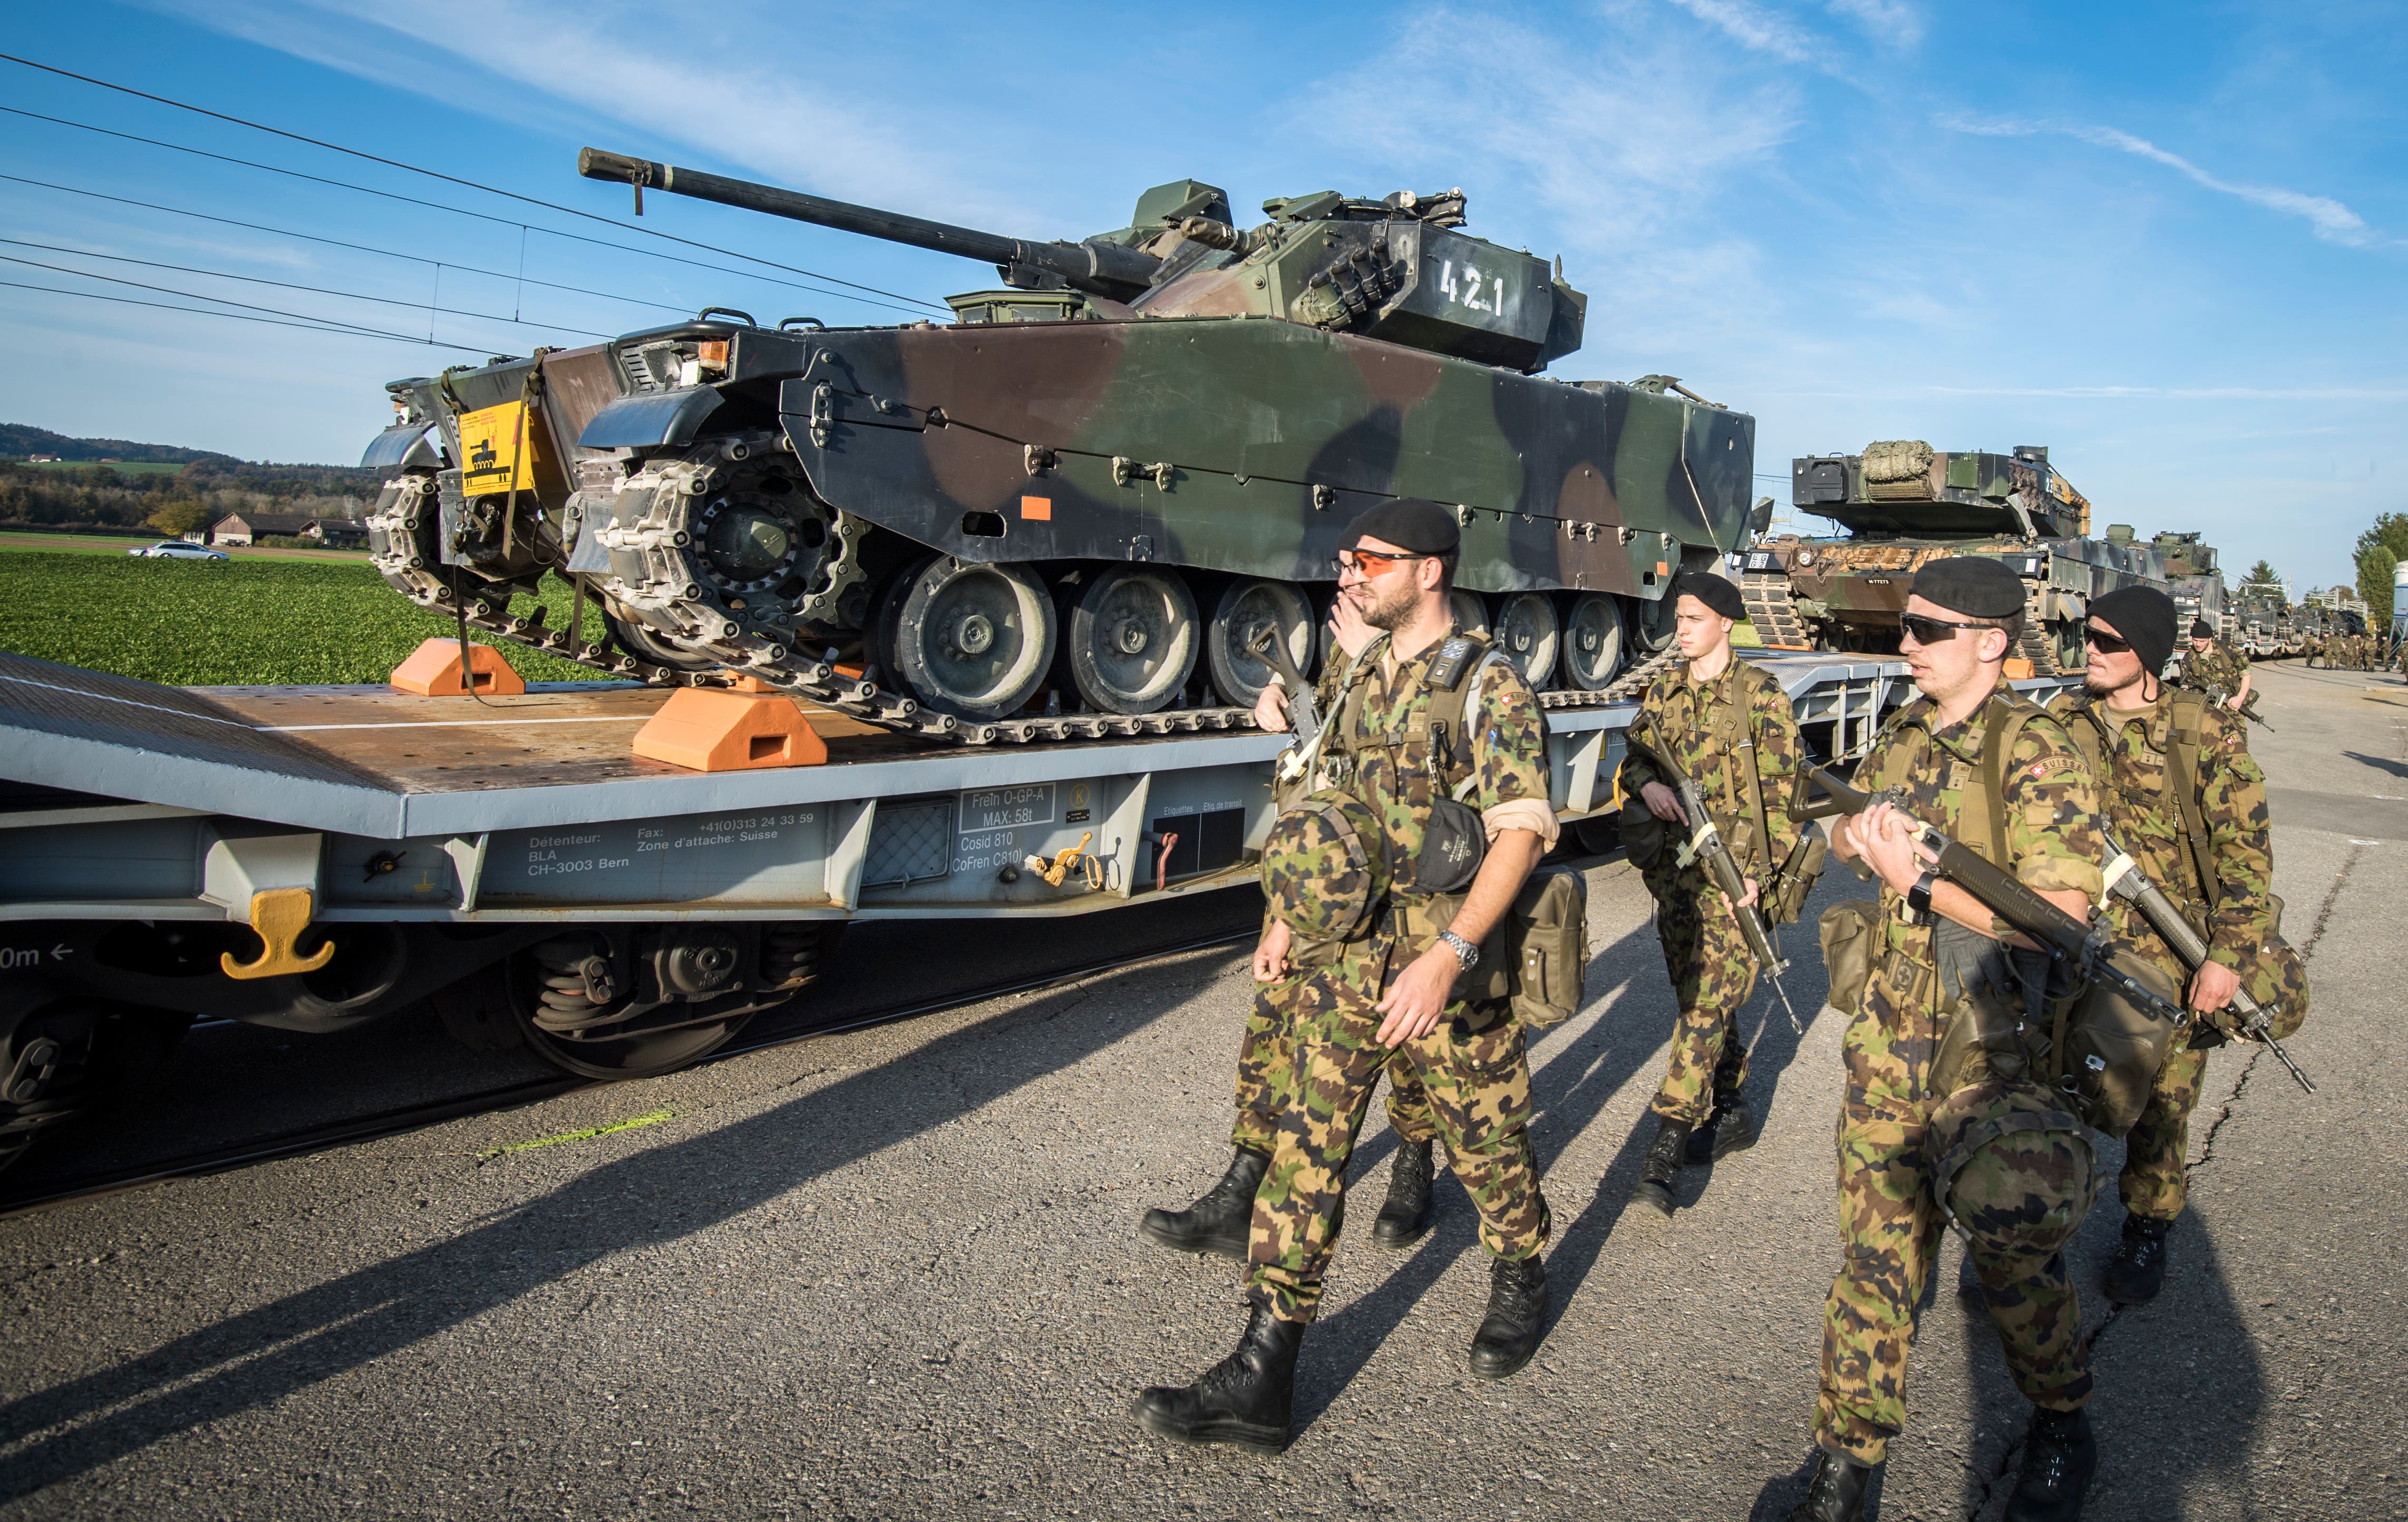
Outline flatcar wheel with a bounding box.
[1570,813,1620,856]
[1064,564,1198,714]
[1492,592,1560,687]
[892,558,1057,720]
[514,1009,752,1081]
[1449,590,1490,639]
[1206,578,1313,707]
[1562,593,1626,690]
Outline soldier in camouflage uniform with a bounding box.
[1137,500,1559,1456]
[2176,620,2253,711]
[1616,571,1804,1214]
[1140,597,1442,1260]
[2048,587,2277,1306]
[1789,557,2105,1522]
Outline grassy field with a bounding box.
[1,531,373,561]
[0,550,598,685]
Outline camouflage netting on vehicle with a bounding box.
[1861,439,1935,496]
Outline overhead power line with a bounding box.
[0,250,607,346]
[0,171,915,321]
[2,238,619,338]
[0,63,947,312]
[0,280,494,353]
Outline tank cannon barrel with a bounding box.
[577,148,1162,299]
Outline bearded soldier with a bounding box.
[1139,598,1446,1259]
[1791,557,2105,1522]
[1136,500,1558,1454]
[1617,571,1804,1214]
[2047,587,2277,1304]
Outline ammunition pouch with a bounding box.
[1401,867,1590,1029]
[1816,898,1885,1021]
[2050,944,2184,1138]
[1764,827,1829,926]
[1929,919,2055,1093]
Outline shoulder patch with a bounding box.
[2025,754,2084,780]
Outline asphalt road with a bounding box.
[1,661,2401,1520]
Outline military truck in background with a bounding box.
[1735,440,2168,675]
[363,152,1761,743]
[2152,531,2227,634]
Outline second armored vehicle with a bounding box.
[2152,531,2228,635]
[1736,441,2168,674]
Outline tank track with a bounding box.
[2014,581,2078,678]
[371,470,1677,744]
[1739,573,1814,649]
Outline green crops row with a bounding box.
[0,550,602,686]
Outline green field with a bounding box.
[17,459,187,476]
[0,531,372,561]
[0,550,598,686]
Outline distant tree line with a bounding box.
[0,459,385,536]
[2355,512,2408,628]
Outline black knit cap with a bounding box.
[2190,618,2215,639]
[1908,555,2024,618]
[1342,498,1460,556]
[2090,586,2178,676]
[1672,570,1746,622]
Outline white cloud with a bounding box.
[1658,0,1826,66]
[1823,0,1921,49]
[1937,111,2395,250]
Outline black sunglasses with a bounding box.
[2083,625,2133,655]
[1899,612,1993,645]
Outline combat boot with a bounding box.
[1468,1252,1548,1379]
[1686,1089,1760,1163]
[2101,1213,2171,1305]
[2006,1405,2096,1522]
[1632,1117,1691,1217]
[1786,1447,1877,1522]
[1133,1302,1303,1454]
[1371,1138,1435,1247]
[1139,1147,1269,1261]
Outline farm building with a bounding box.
[210,513,368,548]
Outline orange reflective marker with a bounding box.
[1021,495,1053,521]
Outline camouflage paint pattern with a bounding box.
[1258,790,1387,945]
[1617,656,1805,1123]
[1812,684,2102,1465]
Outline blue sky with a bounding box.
[1,0,2399,591]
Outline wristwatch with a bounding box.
[1438,930,1481,970]
[1906,870,1938,927]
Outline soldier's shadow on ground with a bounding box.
[1291,866,1852,1436]
[2342,750,2408,781]
[0,955,1230,1500]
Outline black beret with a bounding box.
[2190,618,2215,639]
[1343,498,1459,556]
[1672,570,1746,622]
[2091,585,2178,676]
[1908,555,2024,618]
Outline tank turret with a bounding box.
[1789,440,2090,539]
[577,149,1585,374]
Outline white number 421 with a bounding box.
[1439,260,1507,316]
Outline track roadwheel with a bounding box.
[1449,590,1491,639]
[1492,592,1560,687]
[1562,593,1626,690]
[1062,565,1199,714]
[1206,578,1313,707]
[888,558,1057,720]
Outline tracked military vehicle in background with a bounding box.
[1736,441,2168,675]
[361,150,1756,744]
[2153,530,2228,634]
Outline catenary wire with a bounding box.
[1,239,624,337]
[0,179,692,316]
[0,72,947,312]
[0,280,496,352]
[0,162,931,321]
[0,250,615,341]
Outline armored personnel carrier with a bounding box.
[2152,531,2228,634]
[357,150,1757,743]
[1736,441,2167,675]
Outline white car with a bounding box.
[128,541,230,560]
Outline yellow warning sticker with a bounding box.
[458,400,545,495]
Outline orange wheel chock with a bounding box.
[221,888,336,981]
[390,637,527,697]
[632,686,829,772]
[2001,657,2036,680]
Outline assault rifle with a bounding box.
[1626,717,1801,1032]
[2098,828,2316,1094]
[1802,766,2193,1035]
[1247,626,1320,745]
[2203,681,2273,731]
